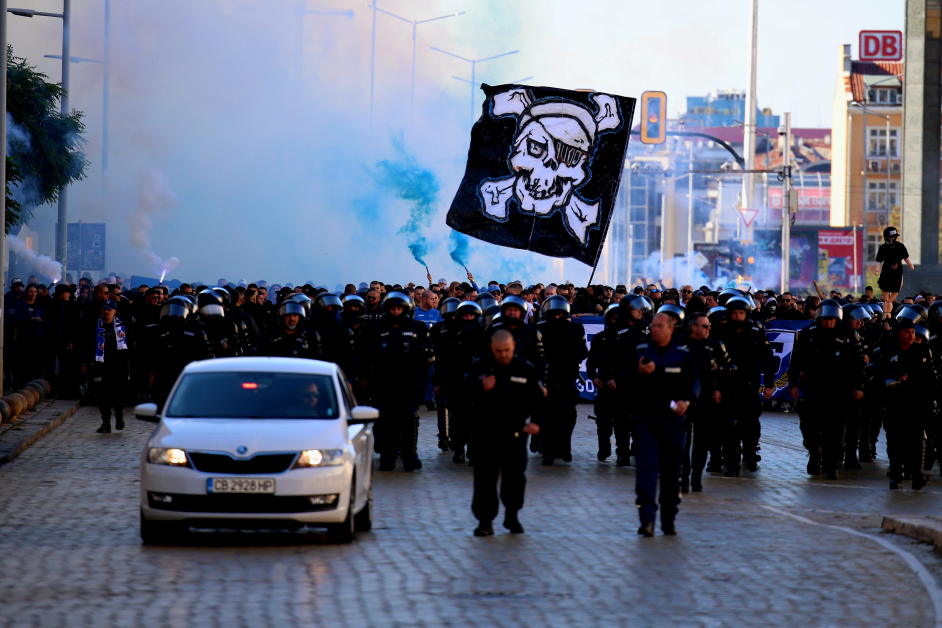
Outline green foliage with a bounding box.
[5,44,89,232]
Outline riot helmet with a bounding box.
[620,294,653,317]
[929,301,942,325]
[707,305,727,324]
[197,291,224,318]
[896,304,927,326]
[915,324,931,343]
[383,291,414,320]
[657,303,686,326]
[541,295,571,320]
[439,297,461,320]
[279,301,306,330]
[815,299,842,320]
[341,294,365,323]
[313,292,343,314]
[718,288,742,307]
[844,303,870,323]
[499,295,527,319]
[160,295,190,320]
[455,300,483,324]
[725,295,754,313]
[475,292,497,311]
[482,303,501,327]
[210,286,231,308]
[603,302,620,326]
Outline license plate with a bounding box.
[207,478,275,494]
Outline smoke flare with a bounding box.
[129,168,181,275]
[7,233,63,281]
[374,138,439,266]
[449,231,470,267]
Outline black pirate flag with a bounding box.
[446,84,635,266]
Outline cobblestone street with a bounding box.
[2,405,942,627]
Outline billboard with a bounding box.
[57,223,106,271]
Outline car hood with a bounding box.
[152,418,347,455]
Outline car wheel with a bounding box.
[140,510,187,545]
[354,481,373,532]
[327,479,357,543]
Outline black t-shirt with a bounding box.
[876,242,909,281]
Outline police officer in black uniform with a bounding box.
[842,303,874,469]
[308,292,355,379]
[677,311,732,492]
[263,300,321,359]
[536,295,588,465]
[481,295,545,382]
[197,290,242,357]
[449,301,486,463]
[150,296,212,410]
[360,292,434,472]
[788,299,865,479]
[874,318,936,489]
[713,295,775,476]
[430,297,461,452]
[212,287,249,355]
[464,329,544,537]
[619,312,700,537]
[586,304,624,462]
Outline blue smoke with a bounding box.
[449,230,470,267]
[373,137,439,266]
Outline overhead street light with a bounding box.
[430,47,518,125]
[365,4,464,124]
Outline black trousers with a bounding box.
[374,403,419,458]
[885,408,926,483]
[687,401,721,479]
[95,365,129,422]
[843,399,867,462]
[798,395,846,471]
[472,435,528,523]
[595,388,629,456]
[543,383,577,458]
[723,382,762,471]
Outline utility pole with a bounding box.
[741,0,758,245]
[102,0,110,193]
[687,146,694,259]
[57,0,70,283]
[781,112,792,292]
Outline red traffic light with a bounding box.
[640,91,667,145]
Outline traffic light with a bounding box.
[640,91,667,144]
[744,244,757,278]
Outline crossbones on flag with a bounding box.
[447,84,636,266]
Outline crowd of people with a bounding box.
[0,229,935,536]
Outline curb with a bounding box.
[0,398,82,466]
[882,515,942,547]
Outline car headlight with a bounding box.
[148,447,190,467]
[294,449,344,468]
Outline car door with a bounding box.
[341,379,371,511]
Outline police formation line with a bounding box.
[2,275,937,537]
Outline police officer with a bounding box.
[481,295,545,382]
[442,300,484,463]
[212,287,250,355]
[677,312,732,492]
[197,290,242,357]
[788,300,864,479]
[586,304,623,462]
[263,300,321,359]
[842,303,875,468]
[713,295,775,476]
[360,292,434,472]
[464,329,544,537]
[307,292,355,379]
[86,300,133,433]
[430,297,461,452]
[536,295,588,465]
[149,296,212,410]
[619,312,700,537]
[873,318,936,490]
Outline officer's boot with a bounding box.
[806,448,821,476]
[96,410,112,434]
[691,472,703,492]
[473,520,494,537]
[452,446,466,464]
[378,453,396,471]
[503,510,524,534]
[597,433,612,462]
[114,411,126,432]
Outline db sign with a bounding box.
[860,31,903,61]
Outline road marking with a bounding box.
[762,505,942,628]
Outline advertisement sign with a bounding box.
[769,187,830,225]
[56,222,106,271]
[817,229,862,289]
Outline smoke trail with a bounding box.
[641,251,718,289]
[449,230,470,267]
[373,138,439,266]
[129,167,181,275]
[7,233,62,281]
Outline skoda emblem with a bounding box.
[236,446,248,455]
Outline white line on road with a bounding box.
[762,505,942,628]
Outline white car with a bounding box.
[136,357,378,544]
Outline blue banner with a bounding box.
[576,316,812,402]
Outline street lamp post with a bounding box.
[8,2,69,282]
[294,3,353,81]
[430,47,518,125]
[364,5,463,124]
[1,0,8,386]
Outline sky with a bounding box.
[6,0,904,286]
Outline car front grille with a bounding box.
[189,452,298,474]
[148,492,337,514]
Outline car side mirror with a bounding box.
[348,405,379,424]
[134,403,159,423]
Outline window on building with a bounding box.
[867,181,898,211]
[867,128,899,157]
[872,88,899,105]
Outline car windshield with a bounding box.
[166,372,339,419]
